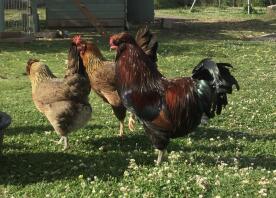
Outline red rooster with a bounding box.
[110,28,239,164]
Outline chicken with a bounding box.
[72,31,159,137]
[26,42,92,150]
[72,36,134,137]
[110,28,239,164]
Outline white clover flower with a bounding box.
[187,138,192,145]
[258,188,267,197]
[120,186,127,192]
[124,171,129,177]
[242,179,249,184]
[195,175,208,190]
[215,180,221,186]
[44,131,51,135]
[99,190,104,194]
[258,177,270,185]
[168,173,173,178]
[79,163,87,168]
[99,146,104,151]
[81,181,86,188]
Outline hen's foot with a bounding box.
[52,136,69,150]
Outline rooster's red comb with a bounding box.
[72,35,82,45]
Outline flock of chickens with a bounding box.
[26,27,239,164]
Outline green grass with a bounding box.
[1,8,276,198]
[155,7,268,21]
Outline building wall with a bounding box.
[45,0,126,28]
[127,0,154,23]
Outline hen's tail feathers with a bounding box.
[66,43,86,77]
[192,58,239,118]
[135,26,158,63]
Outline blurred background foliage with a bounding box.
[154,0,276,8]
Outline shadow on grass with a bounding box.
[1,18,275,56]
[155,18,276,40]
[0,128,275,185]
[0,134,155,185]
[4,124,105,136]
[0,36,108,54]
[0,151,128,185]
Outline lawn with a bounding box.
[0,7,276,197]
[155,6,268,21]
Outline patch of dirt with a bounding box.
[252,33,276,41]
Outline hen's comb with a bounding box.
[72,35,81,44]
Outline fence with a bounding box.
[0,0,38,34]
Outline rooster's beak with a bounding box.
[110,45,117,51]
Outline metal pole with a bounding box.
[190,0,197,12]
[248,0,250,14]
[0,0,4,31]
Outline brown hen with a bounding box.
[73,36,135,137]
[26,42,92,150]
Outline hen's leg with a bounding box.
[62,136,69,151]
[128,113,135,131]
[111,105,127,137]
[56,137,64,144]
[119,121,124,137]
[54,136,69,150]
[156,149,167,165]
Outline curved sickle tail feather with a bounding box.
[135,26,158,63]
[192,58,239,118]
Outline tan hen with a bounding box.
[26,43,92,150]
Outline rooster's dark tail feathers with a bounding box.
[192,58,239,118]
[135,26,158,63]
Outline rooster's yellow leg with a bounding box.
[156,149,167,165]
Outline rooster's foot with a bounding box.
[156,149,167,165]
[128,114,135,131]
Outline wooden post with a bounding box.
[0,0,4,32]
[31,0,39,32]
